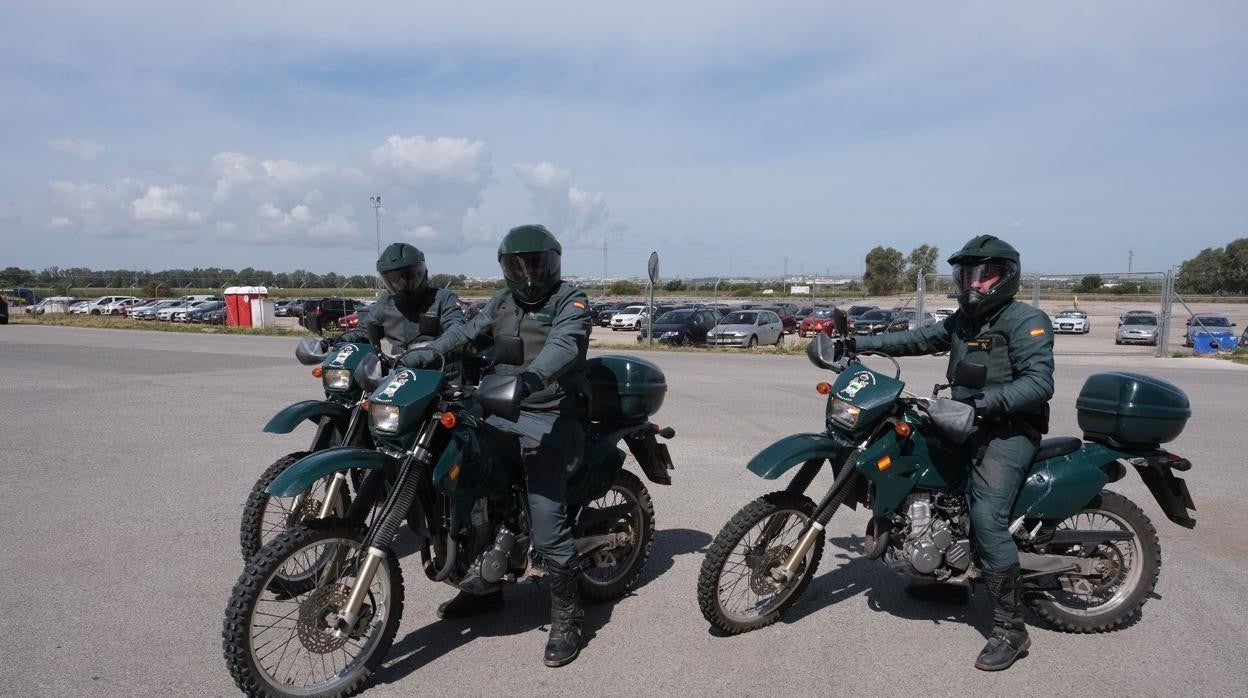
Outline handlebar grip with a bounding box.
[656,426,676,439]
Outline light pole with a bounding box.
[369,196,383,257]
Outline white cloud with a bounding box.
[46,137,105,162]
[514,161,610,249]
[43,134,534,252]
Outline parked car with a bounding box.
[1118,309,1157,326]
[27,296,79,315]
[637,307,719,345]
[0,293,7,324]
[300,297,366,330]
[1184,313,1236,348]
[133,299,182,320]
[798,307,841,338]
[795,307,816,320]
[1052,309,1090,334]
[707,309,785,348]
[155,300,195,321]
[845,305,878,324]
[886,309,937,333]
[183,300,226,323]
[760,306,798,334]
[851,309,896,335]
[1116,313,1159,346]
[104,298,147,316]
[610,305,650,331]
[273,299,303,317]
[202,306,227,325]
[932,307,957,321]
[76,295,140,315]
[67,300,91,314]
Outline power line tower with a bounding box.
[1128,247,1134,273]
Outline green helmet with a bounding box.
[947,235,1021,319]
[498,224,562,305]
[376,242,428,302]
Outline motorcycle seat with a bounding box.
[1032,436,1082,463]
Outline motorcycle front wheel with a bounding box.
[240,452,351,562]
[1027,490,1162,633]
[697,492,823,634]
[223,523,404,698]
[577,470,656,602]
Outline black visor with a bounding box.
[500,250,560,285]
[951,260,1017,295]
[381,263,427,296]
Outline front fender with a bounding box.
[747,432,849,480]
[269,446,393,497]
[263,400,351,434]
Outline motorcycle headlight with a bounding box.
[370,403,401,432]
[323,368,351,390]
[829,398,861,427]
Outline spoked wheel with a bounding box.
[240,453,353,594]
[697,492,823,634]
[577,470,656,602]
[1028,491,1161,633]
[223,523,404,698]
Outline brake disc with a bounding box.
[297,585,352,653]
[749,546,793,595]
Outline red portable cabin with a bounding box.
[224,286,268,327]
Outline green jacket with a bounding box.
[419,282,592,412]
[339,288,465,352]
[854,301,1055,417]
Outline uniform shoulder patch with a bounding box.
[1029,327,1046,337]
[572,301,586,309]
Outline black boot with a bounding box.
[543,560,585,668]
[436,589,504,620]
[975,564,1030,671]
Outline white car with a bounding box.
[171,300,215,322]
[74,295,139,315]
[610,305,650,331]
[933,307,957,321]
[1052,309,1090,334]
[102,298,146,316]
[155,300,194,321]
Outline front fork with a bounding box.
[771,441,868,583]
[290,404,366,522]
[332,417,439,638]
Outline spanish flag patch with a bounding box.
[573,301,586,309]
[1029,327,1046,337]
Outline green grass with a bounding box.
[10,313,308,337]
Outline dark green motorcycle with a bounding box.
[697,311,1195,635]
[238,329,377,567]
[223,339,675,697]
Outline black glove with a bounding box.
[399,348,437,369]
[518,371,544,399]
[834,336,856,361]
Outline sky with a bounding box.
[1,1,1245,280]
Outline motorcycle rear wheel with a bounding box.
[223,523,404,698]
[578,470,656,602]
[1027,490,1161,633]
[697,492,823,634]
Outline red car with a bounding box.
[798,307,840,337]
[337,312,360,331]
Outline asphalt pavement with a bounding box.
[1,324,1246,697]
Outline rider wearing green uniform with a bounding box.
[851,235,1054,671]
[399,224,592,668]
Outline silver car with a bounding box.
[1116,313,1158,346]
[707,310,784,348]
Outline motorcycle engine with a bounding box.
[894,493,973,578]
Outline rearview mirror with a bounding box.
[832,308,848,338]
[294,336,328,366]
[476,373,522,422]
[954,360,988,390]
[354,354,386,393]
[493,334,525,366]
[807,333,839,370]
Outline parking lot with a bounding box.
[2,324,1246,696]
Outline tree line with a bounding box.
[1176,238,1248,295]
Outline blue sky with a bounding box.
[1,1,1245,279]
